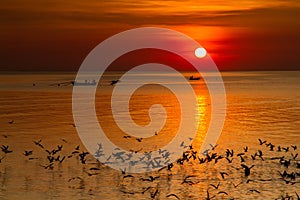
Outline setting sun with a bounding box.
[195,47,207,58]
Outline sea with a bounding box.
[0,71,299,200]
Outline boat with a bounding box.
[189,76,201,80]
[73,80,97,86]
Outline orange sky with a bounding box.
[0,0,300,71]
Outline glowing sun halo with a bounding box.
[195,47,207,58]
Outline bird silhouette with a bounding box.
[226,157,233,163]
[40,163,53,170]
[282,147,289,152]
[140,176,160,182]
[166,193,180,199]
[218,191,228,196]
[209,182,220,189]
[226,149,234,157]
[291,145,297,151]
[123,174,134,179]
[258,139,266,145]
[232,181,242,188]
[205,189,215,200]
[241,164,254,177]
[239,155,245,162]
[23,150,33,156]
[150,188,159,199]
[181,175,198,185]
[291,153,298,160]
[249,189,260,193]
[33,139,44,149]
[1,145,12,154]
[220,172,229,179]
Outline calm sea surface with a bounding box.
[0,71,299,199]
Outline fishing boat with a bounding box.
[189,76,201,80]
[73,80,97,86]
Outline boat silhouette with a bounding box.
[73,80,97,86]
[189,76,201,80]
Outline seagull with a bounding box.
[214,155,223,163]
[209,182,220,189]
[1,145,12,154]
[258,139,266,145]
[291,153,298,160]
[246,179,255,184]
[220,172,229,179]
[40,163,54,170]
[291,145,297,151]
[239,155,245,162]
[166,193,180,199]
[266,143,275,151]
[226,149,234,157]
[23,150,33,156]
[149,187,159,199]
[226,157,233,163]
[277,146,282,152]
[218,191,228,195]
[181,175,198,185]
[167,163,174,171]
[205,189,215,200]
[237,153,245,157]
[257,150,263,157]
[232,181,242,188]
[249,189,260,193]
[123,174,134,179]
[57,145,63,151]
[241,164,254,177]
[33,139,44,149]
[199,157,207,164]
[57,156,66,163]
[139,186,152,194]
[209,143,217,150]
[282,147,289,152]
[140,176,160,182]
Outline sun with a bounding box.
[195,47,207,58]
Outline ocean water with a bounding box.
[0,71,299,199]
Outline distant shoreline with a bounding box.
[0,69,299,74]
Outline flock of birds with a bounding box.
[0,133,299,199]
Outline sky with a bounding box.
[0,0,300,71]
